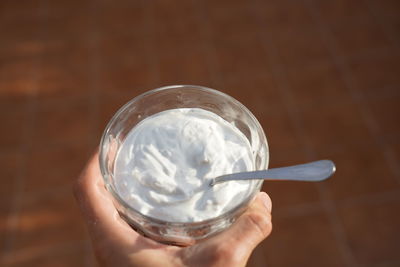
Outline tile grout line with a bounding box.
[250,1,358,266]
[304,0,400,185]
[363,0,400,47]
[273,202,324,219]
[0,4,44,263]
[144,0,161,88]
[84,238,97,267]
[1,2,97,264]
[192,0,225,88]
[248,2,315,157]
[1,239,88,265]
[87,0,102,148]
[315,183,359,267]
[340,189,400,207]
[187,13,275,267]
[271,187,400,221]
[362,0,400,181]
[268,187,400,220]
[344,45,399,62]
[86,1,103,265]
[305,0,400,265]
[302,1,380,266]
[308,11,375,136]
[0,98,36,263]
[193,1,263,266]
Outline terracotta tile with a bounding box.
[337,197,400,265]
[42,35,91,54]
[44,0,92,16]
[40,38,91,65]
[246,239,268,267]
[257,107,304,153]
[36,50,91,103]
[213,33,270,82]
[41,2,92,41]
[286,61,351,107]
[204,1,260,38]
[0,103,29,149]
[383,18,400,44]
[389,141,400,168]
[156,44,211,85]
[272,27,332,70]
[264,181,321,213]
[0,16,42,43]
[87,248,99,267]
[98,33,150,66]
[368,0,400,21]
[0,1,43,20]
[44,25,91,47]
[11,190,88,251]
[299,99,374,152]
[319,141,400,201]
[0,198,13,249]
[153,1,201,43]
[0,95,30,115]
[357,85,399,100]
[263,210,346,266]
[2,243,89,267]
[153,31,204,60]
[348,51,400,93]
[24,144,91,194]
[97,1,146,37]
[0,151,23,199]
[0,39,45,63]
[366,94,400,141]
[0,58,38,98]
[263,149,321,209]
[96,92,141,139]
[221,72,283,115]
[255,0,315,35]
[268,143,310,168]
[373,260,400,267]
[32,99,92,146]
[100,60,153,94]
[311,0,372,25]
[330,18,392,58]
[98,36,154,94]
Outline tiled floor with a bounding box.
[1,0,399,266]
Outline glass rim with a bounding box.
[99,84,268,226]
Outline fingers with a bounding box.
[198,192,272,265]
[74,150,158,248]
[233,192,272,247]
[74,150,129,234]
[217,191,272,244]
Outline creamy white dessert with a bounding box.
[114,108,254,222]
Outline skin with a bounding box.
[74,151,272,267]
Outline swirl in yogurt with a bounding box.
[114,108,254,222]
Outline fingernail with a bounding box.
[258,192,272,212]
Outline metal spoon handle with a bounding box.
[210,160,336,186]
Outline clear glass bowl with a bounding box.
[99,85,269,246]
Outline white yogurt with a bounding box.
[114,108,254,222]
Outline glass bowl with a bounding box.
[99,85,269,246]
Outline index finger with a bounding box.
[74,150,160,249]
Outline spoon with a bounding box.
[210,160,336,186]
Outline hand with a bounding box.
[74,151,272,267]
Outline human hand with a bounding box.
[74,151,272,267]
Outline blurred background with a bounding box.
[1,0,399,266]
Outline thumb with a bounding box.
[200,192,272,265]
[224,191,272,248]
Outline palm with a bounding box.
[74,152,272,267]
